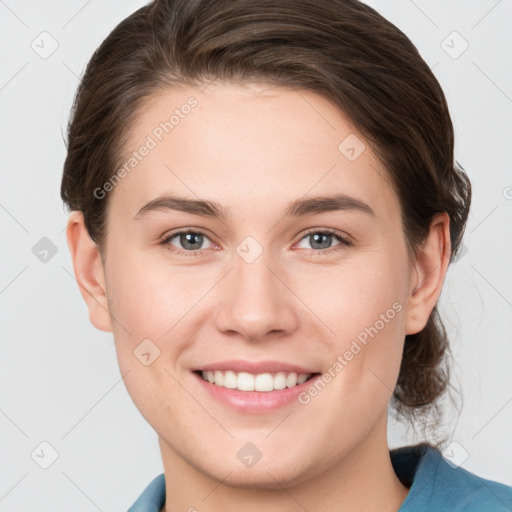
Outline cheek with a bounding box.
[302,251,408,398]
[103,250,190,398]
[106,250,201,339]
[298,252,407,342]
[104,252,192,427]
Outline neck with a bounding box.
[158,412,409,512]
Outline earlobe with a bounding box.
[404,212,451,335]
[66,212,113,333]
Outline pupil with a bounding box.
[311,233,331,250]
[178,232,332,251]
[182,233,202,250]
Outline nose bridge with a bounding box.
[214,246,298,341]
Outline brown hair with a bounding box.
[61,0,471,433]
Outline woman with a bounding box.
[61,0,512,510]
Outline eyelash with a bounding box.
[159,228,353,257]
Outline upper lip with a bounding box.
[192,360,319,375]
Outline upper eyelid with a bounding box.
[162,228,351,249]
[299,227,352,241]
[162,228,215,244]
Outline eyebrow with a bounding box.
[132,193,376,220]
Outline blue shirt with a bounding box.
[127,443,512,511]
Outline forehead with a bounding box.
[109,81,400,224]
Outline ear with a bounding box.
[405,212,452,335]
[66,212,113,332]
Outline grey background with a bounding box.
[1,0,511,510]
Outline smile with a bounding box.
[198,370,318,392]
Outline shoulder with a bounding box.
[395,443,512,511]
[127,473,166,512]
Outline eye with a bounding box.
[295,229,352,254]
[159,228,352,257]
[160,229,215,255]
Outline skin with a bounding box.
[66,81,451,512]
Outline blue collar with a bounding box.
[127,443,512,511]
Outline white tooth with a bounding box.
[237,372,255,391]
[255,373,274,392]
[297,373,309,385]
[214,370,224,386]
[273,372,287,390]
[286,372,298,388]
[202,369,313,391]
[223,370,237,389]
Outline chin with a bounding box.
[197,453,315,490]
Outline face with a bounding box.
[88,82,419,486]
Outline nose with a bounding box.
[213,253,299,343]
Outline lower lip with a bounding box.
[192,371,322,413]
